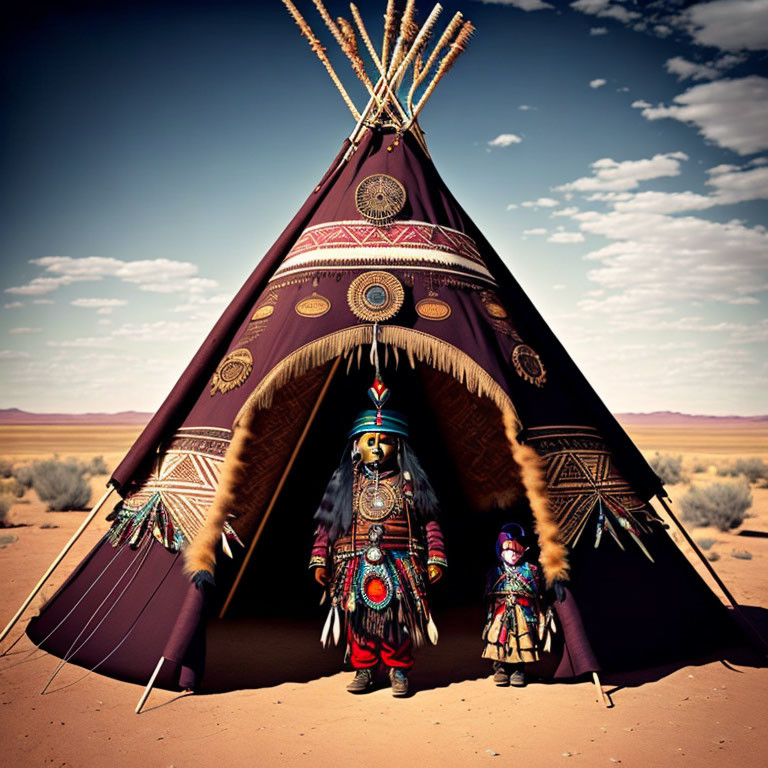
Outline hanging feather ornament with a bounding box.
[332,605,342,645]
[320,606,334,647]
[427,614,439,645]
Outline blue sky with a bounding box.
[1,0,767,415]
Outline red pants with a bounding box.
[349,632,414,670]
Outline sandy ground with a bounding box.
[0,429,767,768]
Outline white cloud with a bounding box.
[665,56,721,82]
[518,104,537,111]
[588,165,768,214]
[665,54,746,82]
[685,0,768,52]
[71,298,128,309]
[47,337,112,348]
[9,327,42,335]
[631,100,651,108]
[506,203,519,210]
[569,210,768,315]
[557,152,689,193]
[0,349,31,359]
[522,197,560,207]
[552,206,580,217]
[570,0,640,24]
[553,284,567,290]
[590,27,608,35]
[523,228,548,236]
[479,0,554,9]
[641,77,768,155]
[547,231,586,243]
[488,133,523,147]
[589,78,607,89]
[4,302,23,309]
[5,276,90,295]
[6,256,218,296]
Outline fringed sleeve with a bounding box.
[425,520,447,568]
[309,524,330,569]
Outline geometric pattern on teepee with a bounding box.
[271,220,495,285]
[526,425,651,546]
[121,427,234,545]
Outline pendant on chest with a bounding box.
[356,476,401,522]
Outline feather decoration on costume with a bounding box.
[320,606,334,647]
[332,605,342,646]
[427,614,439,645]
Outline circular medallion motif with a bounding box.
[295,293,331,318]
[347,271,405,322]
[361,566,394,609]
[355,174,407,225]
[251,304,274,321]
[512,344,547,388]
[358,482,398,521]
[415,298,452,321]
[210,348,253,395]
[481,291,508,319]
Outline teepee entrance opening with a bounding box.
[218,354,536,621]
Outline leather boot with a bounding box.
[388,667,409,697]
[346,668,375,693]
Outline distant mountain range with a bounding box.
[0,408,765,427]
[0,408,153,425]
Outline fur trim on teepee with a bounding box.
[503,407,569,586]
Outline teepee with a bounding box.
[2,0,748,710]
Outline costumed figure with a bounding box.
[482,523,555,687]
[309,376,446,697]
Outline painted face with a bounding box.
[355,431,397,467]
[500,538,526,566]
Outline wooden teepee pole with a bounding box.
[135,656,165,714]
[0,485,115,650]
[655,495,768,654]
[218,357,342,618]
[281,0,361,121]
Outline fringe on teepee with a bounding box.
[183,422,256,576]
[236,325,519,428]
[188,326,568,583]
[502,407,569,587]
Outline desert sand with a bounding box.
[0,425,766,768]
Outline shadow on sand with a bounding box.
[198,605,767,696]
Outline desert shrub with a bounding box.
[732,458,768,484]
[88,455,109,475]
[731,549,753,560]
[0,494,13,526]
[696,537,717,551]
[649,453,684,485]
[31,458,91,511]
[691,459,708,474]
[718,459,768,483]
[0,478,24,498]
[0,457,13,478]
[707,551,720,562]
[12,463,34,488]
[680,482,752,532]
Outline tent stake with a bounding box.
[136,656,165,714]
[0,485,115,650]
[592,671,608,707]
[656,495,768,654]
[219,357,342,618]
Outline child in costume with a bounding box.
[309,377,446,697]
[482,523,553,686]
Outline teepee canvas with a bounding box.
[5,0,743,705]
